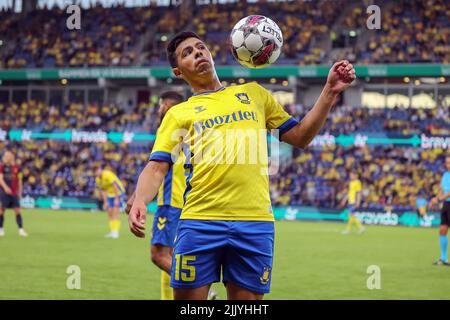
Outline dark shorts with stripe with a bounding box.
[441,202,450,226]
[0,192,20,209]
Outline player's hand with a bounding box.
[429,197,438,207]
[326,60,356,94]
[4,186,12,195]
[103,202,109,211]
[125,191,136,215]
[128,199,147,238]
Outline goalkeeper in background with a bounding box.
[95,165,125,239]
[341,171,365,235]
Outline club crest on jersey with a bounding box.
[235,93,251,104]
[260,266,271,285]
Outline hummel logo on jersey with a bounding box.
[194,106,207,113]
[157,217,167,230]
[235,93,251,104]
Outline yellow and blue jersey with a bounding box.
[149,82,298,222]
[156,150,186,209]
[96,169,125,197]
[348,179,362,205]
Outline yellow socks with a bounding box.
[161,271,173,300]
[109,219,121,236]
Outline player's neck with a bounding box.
[189,77,223,95]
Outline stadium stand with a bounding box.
[1,0,448,67]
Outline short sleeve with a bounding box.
[442,173,449,189]
[0,164,3,174]
[259,83,298,135]
[149,110,184,165]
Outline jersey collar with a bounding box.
[192,86,226,96]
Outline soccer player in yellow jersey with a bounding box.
[95,166,125,239]
[127,91,187,300]
[341,171,365,235]
[128,31,356,300]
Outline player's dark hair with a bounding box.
[160,91,184,105]
[166,31,201,68]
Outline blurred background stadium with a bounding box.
[0,0,449,299]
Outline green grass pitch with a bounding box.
[0,209,449,300]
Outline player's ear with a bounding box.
[173,67,183,79]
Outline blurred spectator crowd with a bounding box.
[0,140,148,200]
[0,100,160,133]
[271,145,447,211]
[0,140,446,213]
[0,99,448,211]
[290,104,450,136]
[1,100,448,136]
[1,0,448,68]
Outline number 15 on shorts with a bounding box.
[174,254,196,282]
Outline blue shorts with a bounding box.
[107,195,125,210]
[151,205,181,247]
[348,204,356,214]
[170,220,274,294]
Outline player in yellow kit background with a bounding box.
[95,166,125,239]
[126,91,219,300]
[341,171,365,235]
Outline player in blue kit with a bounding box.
[128,31,356,300]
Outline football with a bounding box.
[230,15,283,69]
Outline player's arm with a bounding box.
[125,191,135,215]
[355,191,361,209]
[339,193,348,208]
[438,188,450,201]
[0,173,12,195]
[281,60,355,148]
[430,187,449,205]
[100,190,108,209]
[112,183,121,207]
[129,108,183,237]
[128,160,169,238]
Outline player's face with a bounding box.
[173,38,214,81]
[95,168,102,177]
[2,152,14,164]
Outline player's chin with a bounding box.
[196,64,212,74]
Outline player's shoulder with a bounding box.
[235,81,267,92]
[102,169,114,178]
[164,100,192,119]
